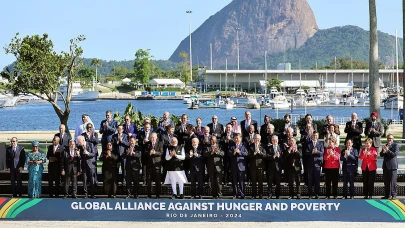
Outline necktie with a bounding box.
[372,122,375,128]
[146,132,149,139]
[127,125,130,132]
[152,143,155,149]
[313,141,316,147]
[61,133,64,144]
[273,145,277,152]
[54,146,57,154]
[213,124,216,131]
[250,134,253,139]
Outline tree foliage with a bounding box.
[179,51,190,84]
[0,33,85,132]
[77,66,96,85]
[267,78,283,90]
[133,49,153,84]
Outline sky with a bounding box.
[0,0,403,67]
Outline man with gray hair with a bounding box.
[265,135,282,199]
[344,112,363,153]
[77,135,96,198]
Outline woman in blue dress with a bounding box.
[26,140,46,198]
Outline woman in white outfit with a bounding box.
[164,137,187,199]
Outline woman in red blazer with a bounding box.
[359,138,377,199]
[323,137,341,199]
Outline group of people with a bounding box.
[5,110,399,200]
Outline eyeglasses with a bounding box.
[10,141,16,142]
[87,127,92,129]
[125,119,130,121]
[388,138,394,139]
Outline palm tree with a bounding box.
[369,0,380,118]
[90,58,102,83]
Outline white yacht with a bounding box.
[0,94,19,107]
[59,82,99,101]
[245,97,260,109]
[295,88,307,96]
[219,98,234,109]
[270,95,290,109]
[384,96,403,109]
[345,96,359,105]
[329,96,340,105]
[269,87,280,99]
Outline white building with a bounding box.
[148,79,185,88]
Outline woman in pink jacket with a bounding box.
[359,138,378,199]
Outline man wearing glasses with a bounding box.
[380,134,399,199]
[207,115,224,136]
[6,137,26,197]
[123,115,138,138]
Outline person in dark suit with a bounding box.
[159,124,177,179]
[284,138,302,199]
[259,115,272,140]
[46,136,64,197]
[204,135,224,199]
[248,134,266,199]
[61,140,81,199]
[175,114,189,145]
[344,112,363,152]
[122,137,142,198]
[365,112,383,148]
[220,124,234,187]
[340,139,358,199]
[228,133,248,199]
[77,135,96,198]
[322,115,340,139]
[240,111,258,138]
[188,138,205,199]
[54,124,71,149]
[6,137,25,197]
[207,115,224,136]
[300,114,317,137]
[123,115,138,138]
[278,114,297,142]
[243,124,257,146]
[99,110,118,151]
[380,134,399,199]
[300,123,314,186]
[304,131,324,199]
[145,133,162,198]
[195,117,205,136]
[81,123,99,187]
[265,135,283,199]
[260,123,275,147]
[99,142,119,198]
[186,125,200,152]
[157,111,174,134]
[113,125,130,187]
[137,122,152,186]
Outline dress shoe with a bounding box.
[232,195,237,200]
[369,196,373,199]
[84,194,88,199]
[91,195,96,199]
[390,196,396,200]
[268,194,273,199]
[142,182,147,187]
[180,194,184,199]
[350,196,354,199]
[72,195,77,199]
[190,196,195,199]
[133,195,139,199]
[287,196,292,200]
[171,194,177,199]
[363,196,369,199]
[259,195,263,199]
[381,196,389,199]
[112,195,116,198]
[126,195,132,199]
[314,195,319,199]
[198,195,202,199]
[63,195,68,199]
[297,195,302,199]
[326,196,330,199]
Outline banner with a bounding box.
[0,198,404,222]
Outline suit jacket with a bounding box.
[260,133,276,147]
[204,145,224,173]
[220,132,234,157]
[228,142,248,172]
[187,146,205,172]
[144,141,163,169]
[365,121,383,148]
[157,119,174,134]
[137,130,152,152]
[81,132,99,155]
[340,147,358,171]
[344,121,363,148]
[359,147,377,171]
[243,133,257,147]
[247,143,266,169]
[380,142,399,170]
[322,124,340,138]
[240,119,258,137]
[99,119,118,143]
[61,147,81,174]
[174,123,189,145]
[265,144,283,171]
[207,123,224,136]
[304,140,324,168]
[112,133,130,157]
[122,145,142,171]
[185,133,199,152]
[278,123,298,140]
[159,132,177,155]
[123,123,138,138]
[79,143,96,170]
[198,134,211,149]
[46,144,64,165]
[6,145,25,170]
[284,147,302,172]
[54,132,72,149]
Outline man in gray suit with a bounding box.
[77,136,97,198]
[380,134,399,199]
[6,137,25,197]
[365,112,382,148]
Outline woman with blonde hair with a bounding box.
[359,138,378,199]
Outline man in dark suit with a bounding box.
[157,111,174,134]
[54,124,71,149]
[304,131,324,199]
[207,115,224,136]
[137,122,152,186]
[284,138,302,199]
[322,115,340,139]
[243,125,257,146]
[81,123,99,186]
[6,137,25,197]
[77,135,96,198]
[61,140,81,199]
[204,135,224,199]
[248,134,266,199]
[46,136,64,197]
[365,112,383,148]
[228,133,248,199]
[344,112,363,152]
[159,124,177,178]
[175,114,189,145]
[278,114,297,142]
[112,125,130,187]
[260,123,276,147]
[123,115,138,138]
[341,139,358,199]
[265,135,283,199]
[220,124,234,187]
[99,110,118,151]
[145,133,162,198]
[123,137,142,198]
[188,138,205,199]
[380,134,399,199]
[240,111,258,138]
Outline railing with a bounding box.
[289,114,403,125]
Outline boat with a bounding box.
[183,95,191,104]
[294,95,307,106]
[305,98,318,106]
[384,96,403,109]
[270,95,291,109]
[329,96,340,105]
[219,98,234,109]
[269,87,280,99]
[202,100,218,107]
[345,96,359,105]
[58,82,99,101]
[295,88,307,96]
[187,96,199,109]
[0,94,19,107]
[245,97,260,109]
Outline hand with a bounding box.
[151,149,155,154]
[76,150,80,156]
[312,148,317,154]
[234,148,240,154]
[126,148,131,154]
[189,151,193,157]
[7,168,10,173]
[107,151,111,157]
[77,172,80,176]
[128,133,132,137]
[194,152,198,157]
[61,171,65,176]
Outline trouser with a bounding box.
[223,156,231,184]
[362,167,376,197]
[147,168,162,197]
[307,166,321,196]
[343,169,356,197]
[83,168,95,195]
[209,169,223,197]
[250,167,263,197]
[190,169,204,196]
[103,169,117,196]
[287,169,301,197]
[141,157,147,182]
[64,171,77,196]
[383,168,397,198]
[232,170,245,197]
[302,155,308,185]
[10,168,22,196]
[48,163,61,196]
[324,168,339,197]
[121,159,127,185]
[267,167,281,197]
[126,168,140,196]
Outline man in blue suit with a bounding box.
[188,138,205,199]
[380,134,399,199]
[6,137,25,197]
[340,139,358,199]
[123,115,138,138]
[304,131,324,199]
[99,110,118,151]
[157,111,174,134]
[112,125,130,187]
[228,133,248,199]
[77,135,96,198]
[240,111,258,138]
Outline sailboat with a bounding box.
[384,30,403,109]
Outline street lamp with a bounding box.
[236,27,240,70]
[186,10,193,84]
